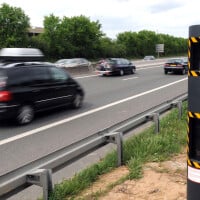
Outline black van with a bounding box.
[0,48,84,125]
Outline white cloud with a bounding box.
[0,0,199,39]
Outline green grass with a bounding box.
[48,102,187,200]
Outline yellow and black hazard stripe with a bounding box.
[190,37,200,43]
[188,159,200,168]
[188,70,200,77]
[187,112,200,144]
[187,113,190,160]
[187,111,200,168]
[188,37,200,74]
[188,111,200,118]
[188,37,200,57]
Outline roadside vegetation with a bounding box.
[47,102,187,200]
[0,3,187,60]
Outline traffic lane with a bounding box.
[79,66,187,106]
[0,66,186,137]
[0,66,153,136]
[132,58,169,66]
[0,78,187,175]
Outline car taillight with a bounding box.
[0,91,12,102]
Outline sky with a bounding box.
[0,0,199,39]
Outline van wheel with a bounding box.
[72,93,83,109]
[16,105,34,125]
[120,69,124,76]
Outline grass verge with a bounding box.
[48,102,187,200]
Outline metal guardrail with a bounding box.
[0,93,188,199]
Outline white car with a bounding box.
[55,58,91,68]
[144,55,155,60]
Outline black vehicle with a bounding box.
[164,57,188,75]
[95,58,136,76]
[0,48,84,125]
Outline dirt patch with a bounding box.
[77,152,187,200]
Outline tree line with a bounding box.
[0,3,187,60]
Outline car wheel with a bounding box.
[131,68,136,74]
[119,69,124,76]
[164,70,168,74]
[182,68,186,75]
[16,105,34,125]
[72,93,83,109]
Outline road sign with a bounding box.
[155,44,164,53]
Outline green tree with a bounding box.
[136,30,157,57]
[116,29,187,58]
[98,37,126,58]
[157,34,187,56]
[27,35,47,57]
[117,31,139,58]
[0,3,30,47]
[61,15,103,58]
[42,14,61,58]
[43,15,104,59]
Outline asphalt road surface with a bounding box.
[0,58,188,200]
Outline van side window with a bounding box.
[7,68,32,86]
[8,67,51,86]
[49,67,68,82]
[30,67,51,84]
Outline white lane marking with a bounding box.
[122,77,138,81]
[75,74,98,79]
[0,77,187,146]
[137,66,162,70]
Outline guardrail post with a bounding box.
[26,169,53,200]
[146,113,160,133]
[153,113,160,133]
[106,132,123,167]
[171,100,183,119]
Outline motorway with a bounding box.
[0,59,188,199]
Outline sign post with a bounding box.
[187,25,200,200]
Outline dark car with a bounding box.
[0,48,84,125]
[95,58,136,76]
[164,58,188,75]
